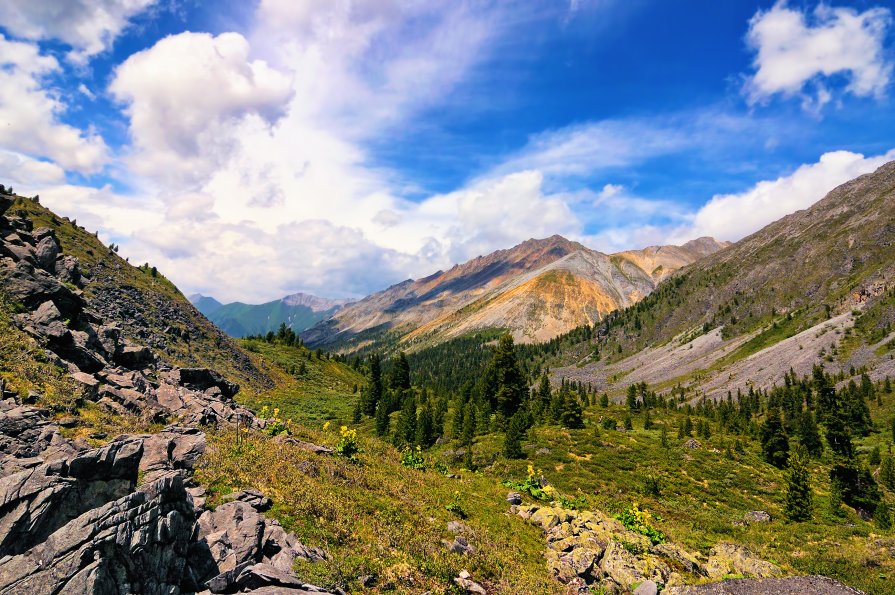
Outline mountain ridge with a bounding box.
[303,234,729,351]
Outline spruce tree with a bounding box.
[784,444,812,521]
[351,397,362,424]
[374,401,390,436]
[626,384,639,411]
[876,501,892,530]
[536,373,552,419]
[683,416,694,437]
[503,412,526,459]
[461,402,477,446]
[390,351,411,392]
[760,407,789,468]
[600,393,609,408]
[881,455,895,491]
[870,446,882,466]
[643,410,653,430]
[797,411,824,458]
[825,408,853,459]
[415,405,435,448]
[660,425,669,448]
[365,353,384,417]
[482,334,527,418]
[561,392,585,429]
[393,393,417,447]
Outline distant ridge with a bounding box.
[191,292,355,338]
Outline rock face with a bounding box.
[665,575,864,595]
[0,431,333,594]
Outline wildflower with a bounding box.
[323,421,331,431]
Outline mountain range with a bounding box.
[190,292,354,338]
[302,234,729,351]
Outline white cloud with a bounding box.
[0,150,66,186]
[109,31,294,186]
[0,35,107,173]
[0,0,157,63]
[671,149,895,243]
[745,2,893,107]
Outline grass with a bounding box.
[237,339,366,425]
[196,427,558,594]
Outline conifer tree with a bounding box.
[600,393,609,408]
[352,397,362,424]
[536,373,552,418]
[461,401,477,446]
[880,456,895,491]
[784,444,812,521]
[626,384,639,411]
[374,400,390,436]
[797,411,824,458]
[393,393,417,447]
[390,351,411,392]
[876,501,892,530]
[643,410,653,430]
[415,405,435,448]
[760,407,789,468]
[683,416,694,437]
[481,334,528,418]
[660,425,669,448]
[503,412,526,458]
[825,408,853,459]
[870,446,882,466]
[561,392,585,429]
[623,414,633,431]
[364,353,384,417]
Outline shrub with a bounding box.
[614,503,666,545]
[335,425,360,460]
[446,491,468,519]
[400,445,426,470]
[504,464,555,501]
[260,405,290,437]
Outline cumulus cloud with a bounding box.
[0,35,107,174]
[0,0,156,63]
[670,149,895,243]
[109,32,294,185]
[0,150,66,186]
[745,2,893,108]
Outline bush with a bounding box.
[601,417,617,430]
[504,464,555,501]
[400,445,426,470]
[260,406,290,437]
[446,491,468,519]
[335,425,360,460]
[614,503,666,545]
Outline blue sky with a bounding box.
[0,1,893,302]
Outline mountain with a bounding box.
[190,291,354,338]
[548,160,895,399]
[303,234,728,351]
[189,293,223,315]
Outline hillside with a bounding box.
[532,161,895,401]
[193,292,354,338]
[303,235,728,352]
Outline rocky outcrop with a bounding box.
[0,430,333,594]
[665,575,864,595]
[516,502,786,594]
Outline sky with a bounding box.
[0,0,894,303]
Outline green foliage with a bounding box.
[335,425,360,460]
[614,503,666,545]
[881,456,895,491]
[875,501,892,530]
[504,465,554,501]
[760,408,789,468]
[445,492,468,519]
[784,445,812,522]
[400,445,426,470]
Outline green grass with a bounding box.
[237,339,366,425]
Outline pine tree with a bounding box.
[561,392,585,429]
[390,351,411,392]
[351,397,362,424]
[797,411,824,458]
[599,393,609,408]
[784,444,812,521]
[626,384,639,411]
[393,393,417,447]
[885,376,892,394]
[760,407,789,468]
[461,402,477,446]
[870,446,882,466]
[876,501,892,530]
[825,408,853,459]
[536,373,552,418]
[880,456,895,491]
[481,334,528,418]
[643,410,653,430]
[374,401,390,436]
[503,412,526,459]
[683,416,693,437]
[364,353,384,417]
[660,425,669,448]
[415,405,435,448]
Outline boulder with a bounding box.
[224,488,272,512]
[704,543,783,579]
[744,510,771,524]
[507,491,522,505]
[0,260,81,319]
[634,579,658,595]
[115,342,154,369]
[167,368,239,399]
[235,562,306,590]
[34,235,59,271]
[454,570,487,594]
[195,501,265,582]
[443,535,475,555]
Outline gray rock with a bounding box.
[454,570,487,594]
[634,579,658,595]
[0,438,143,556]
[224,488,272,512]
[0,473,194,595]
[507,491,522,505]
[195,501,265,582]
[235,562,305,590]
[34,235,59,271]
[745,510,771,523]
[444,535,475,555]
